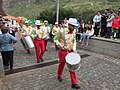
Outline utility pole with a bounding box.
[56,0,59,23]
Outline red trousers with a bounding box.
[44,39,48,50]
[34,39,45,61]
[58,49,77,84]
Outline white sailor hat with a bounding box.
[44,20,48,23]
[55,22,58,25]
[35,20,41,25]
[68,18,78,26]
[25,21,29,24]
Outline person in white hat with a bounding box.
[34,20,45,63]
[20,20,32,54]
[52,22,60,50]
[54,18,80,89]
[41,20,51,51]
[22,20,32,36]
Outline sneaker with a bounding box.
[71,84,80,89]
[37,61,40,63]
[58,76,62,82]
[41,58,44,62]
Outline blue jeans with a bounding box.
[84,35,91,43]
[80,33,85,42]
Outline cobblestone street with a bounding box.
[0,39,120,90]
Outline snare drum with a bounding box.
[24,36,34,48]
[66,52,81,71]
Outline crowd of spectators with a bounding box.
[76,8,120,46]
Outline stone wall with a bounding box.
[77,37,120,58]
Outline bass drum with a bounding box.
[20,37,29,50]
[24,36,34,48]
[66,52,81,72]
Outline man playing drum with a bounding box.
[41,20,51,51]
[54,18,80,89]
[21,21,33,54]
[34,20,45,63]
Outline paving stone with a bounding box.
[102,87,109,90]
[113,80,119,84]
[33,85,41,90]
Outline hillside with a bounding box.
[2,0,120,20]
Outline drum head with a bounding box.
[66,52,81,65]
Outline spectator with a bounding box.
[117,8,120,38]
[93,11,101,37]
[79,22,87,45]
[80,21,94,46]
[0,26,17,70]
[112,14,120,40]
[100,9,109,37]
[106,10,115,38]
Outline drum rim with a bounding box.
[66,52,81,65]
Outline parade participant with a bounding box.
[34,20,45,63]
[22,21,32,36]
[9,25,16,37]
[0,26,17,70]
[52,22,60,50]
[41,20,51,51]
[30,24,37,40]
[21,21,32,54]
[62,18,68,27]
[54,18,80,89]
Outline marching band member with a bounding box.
[41,20,51,51]
[34,20,45,63]
[52,22,60,50]
[54,18,80,89]
[21,21,32,54]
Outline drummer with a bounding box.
[34,20,45,63]
[41,20,51,51]
[54,18,80,89]
[21,21,32,54]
